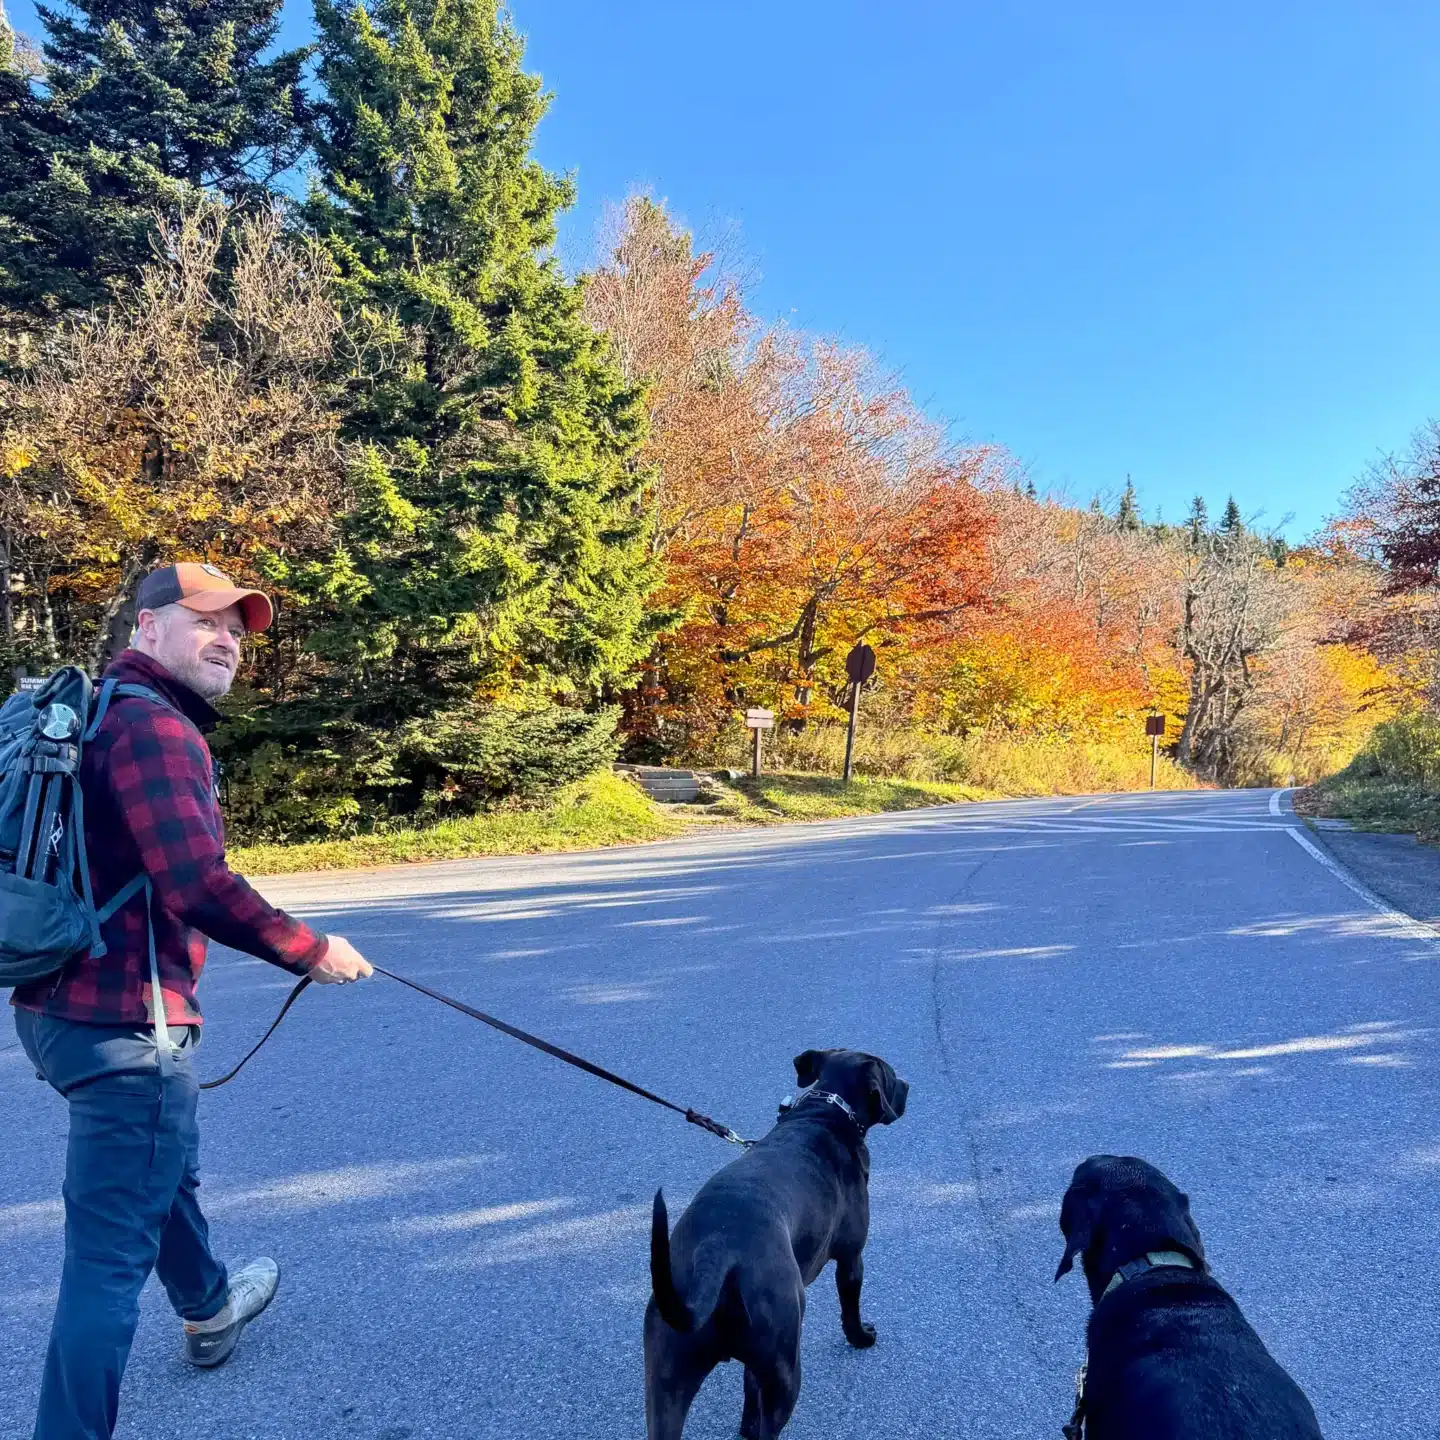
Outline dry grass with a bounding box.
[719,724,1198,796]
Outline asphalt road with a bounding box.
[4,788,1439,1439]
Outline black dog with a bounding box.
[1055,1155,1323,1438]
[645,1048,909,1440]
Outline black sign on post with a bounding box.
[843,643,877,783]
[1145,713,1165,789]
[845,644,877,685]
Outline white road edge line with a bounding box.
[1268,788,1288,816]
[1285,826,1440,944]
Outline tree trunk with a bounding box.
[89,551,153,675]
[37,571,58,667]
[793,596,819,711]
[1176,666,1212,764]
[0,528,11,646]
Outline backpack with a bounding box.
[0,666,168,993]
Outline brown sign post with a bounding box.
[1145,713,1165,789]
[745,707,775,779]
[843,643,877,783]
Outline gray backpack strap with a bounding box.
[86,681,180,1071]
[112,683,171,707]
[72,784,107,958]
[82,678,118,744]
[84,680,172,744]
[95,871,175,1072]
[142,879,175,1074]
[95,871,147,925]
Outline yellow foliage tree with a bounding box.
[0,202,348,679]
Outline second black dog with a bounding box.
[645,1048,908,1440]
[1055,1155,1323,1439]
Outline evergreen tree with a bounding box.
[287,0,657,811]
[1220,495,1244,534]
[1187,495,1209,547]
[1115,475,1140,531]
[0,0,308,320]
[0,1,69,331]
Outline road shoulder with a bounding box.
[1288,793,1440,929]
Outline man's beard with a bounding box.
[173,653,236,700]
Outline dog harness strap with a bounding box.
[1101,1250,1196,1299]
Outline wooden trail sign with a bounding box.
[745,708,775,778]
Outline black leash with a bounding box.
[1062,1362,1087,1440]
[199,976,313,1090]
[201,965,754,1149]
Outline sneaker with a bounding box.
[183,1258,280,1369]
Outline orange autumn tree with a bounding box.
[936,486,1187,741]
[586,199,998,757]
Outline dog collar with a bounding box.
[779,1087,865,1133]
[1101,1250,1196,1299]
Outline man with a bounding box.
[11,563,373,1440]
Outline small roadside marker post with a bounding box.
[1146,713,1165,789]
[842,642,877,783]
[745,708,775,779]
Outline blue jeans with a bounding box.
[14,1011,230,1440]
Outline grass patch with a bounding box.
[1297,710,1440,844]
[232,768,989,876]
[233,741,1196,878]
[706,772,991,823]
[1296,776,1440,844]
[232,770,683,876]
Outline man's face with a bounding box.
[135,602,247,700]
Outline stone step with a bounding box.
[614,765,701,803]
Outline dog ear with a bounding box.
[793,1049,829,1087]
[1054,1185,1097,1282]
[864,1062,906,1125]
[1054,1243,1080,1282]
[1176,1190,1206,1266]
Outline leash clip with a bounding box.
[685,1107,754,1148]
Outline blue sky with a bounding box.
[11,0,1440,535]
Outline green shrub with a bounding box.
[1350,709,1440,787]
[396,702,622,816]
[214,694,621,843]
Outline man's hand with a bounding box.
[310,935,374,985]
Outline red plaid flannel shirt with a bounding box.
[12,650,326,1026]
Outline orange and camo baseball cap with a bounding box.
[136,564,274,634]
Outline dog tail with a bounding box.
[651,1190,694,1332]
